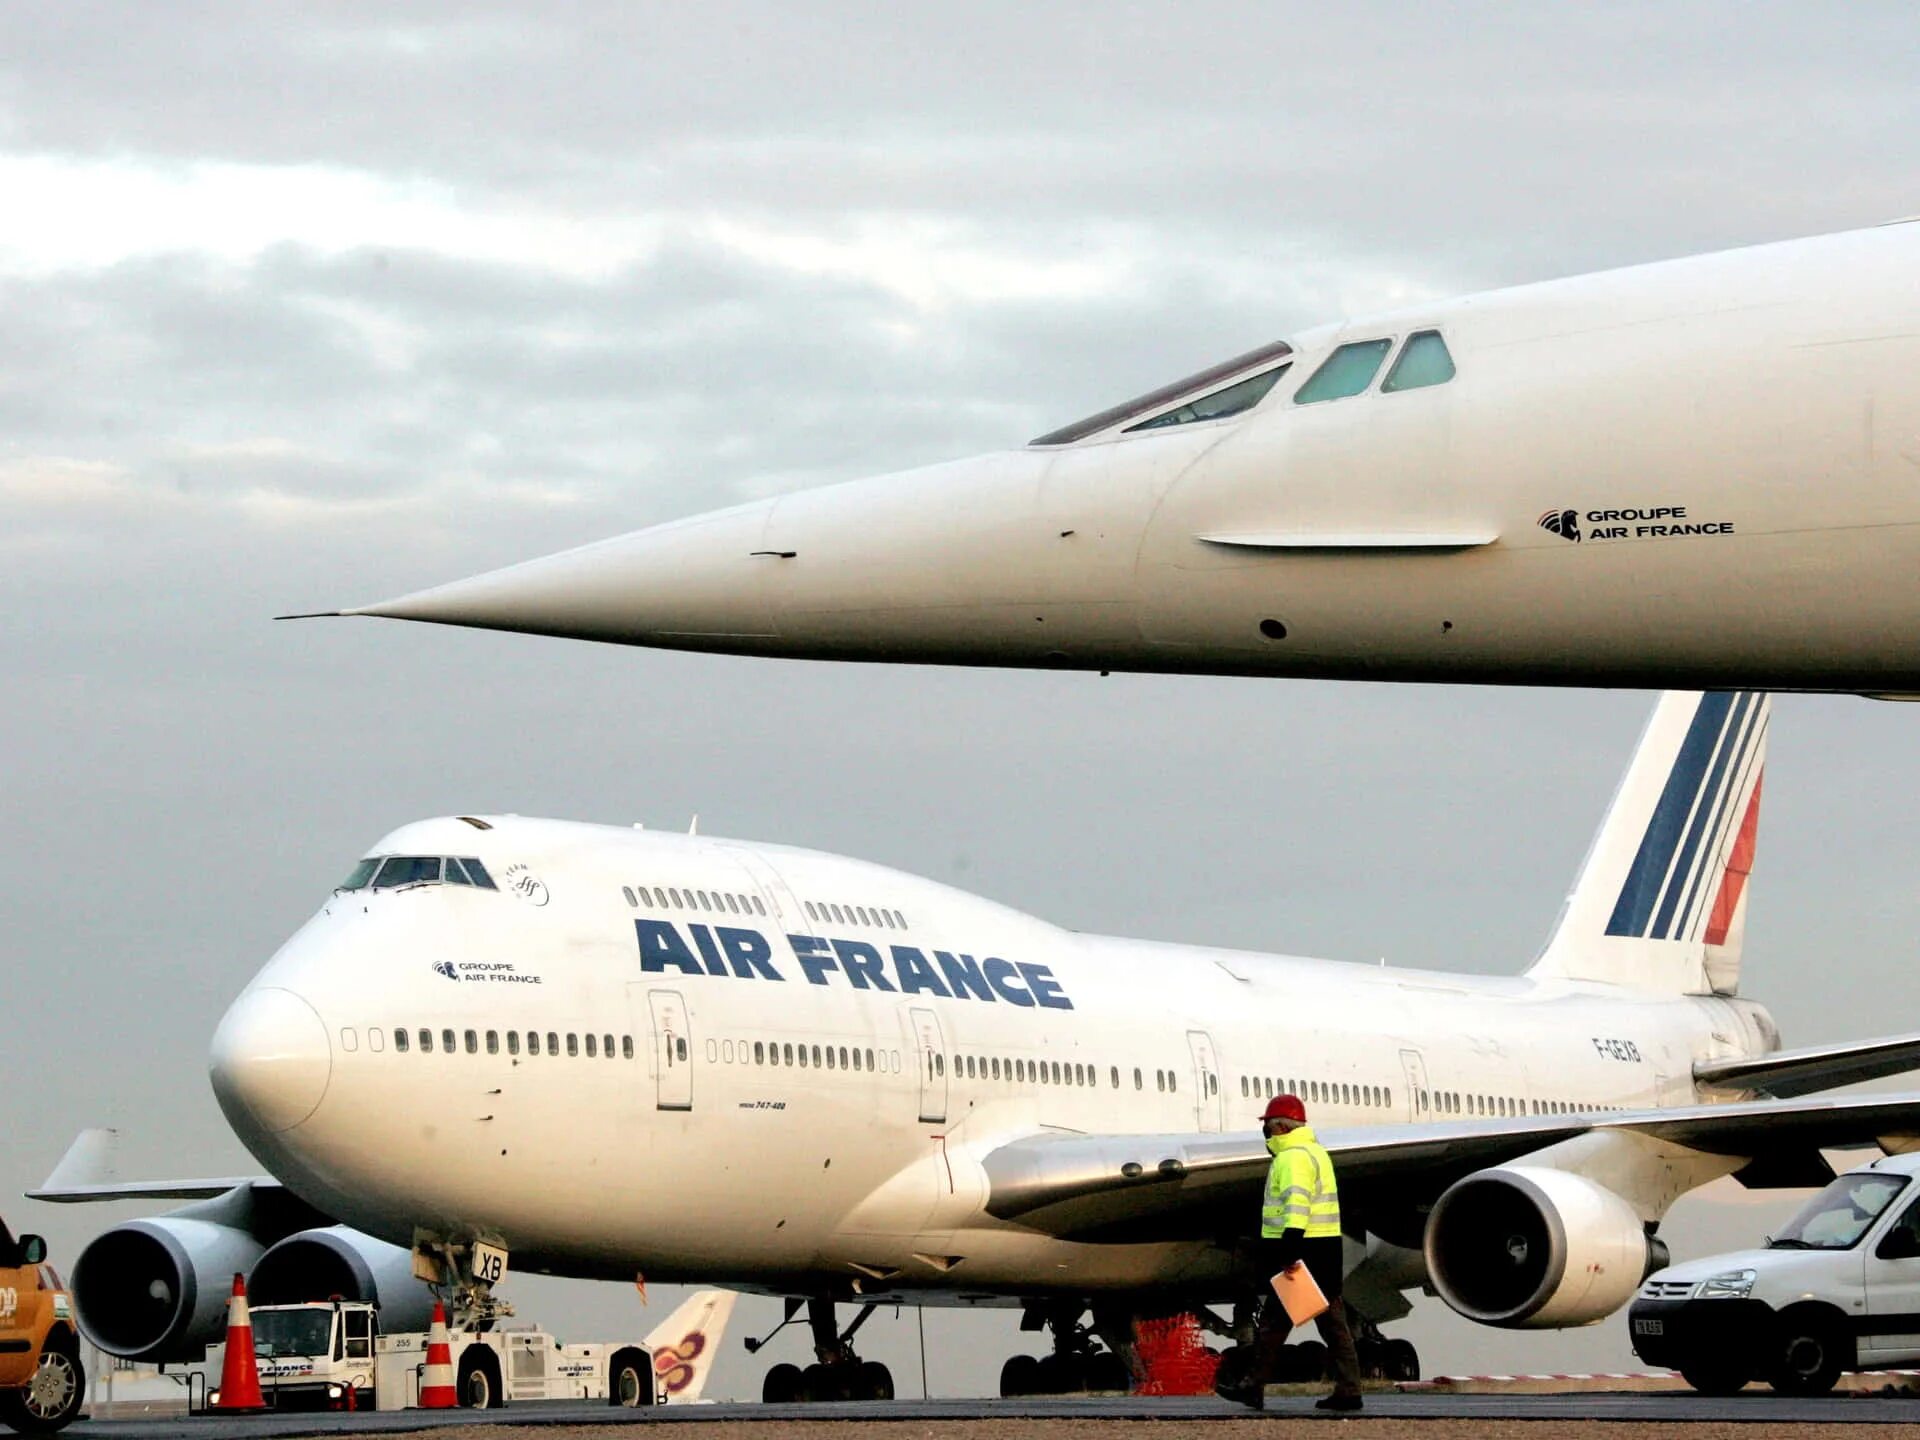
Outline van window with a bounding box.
[1774,1172,1909,1250]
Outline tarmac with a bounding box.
[58,1389,1920,1438]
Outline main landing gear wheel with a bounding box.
[857,1360,895,1401]
[999,1354,1041,1397]
[762,1362,804,1404]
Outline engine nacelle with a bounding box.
[1424,1165,1662,1329]
[71,1217,265,1362]
[249,1227,433,1335]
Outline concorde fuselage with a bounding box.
[211,815,1775,1302]
[353,222,1920,692]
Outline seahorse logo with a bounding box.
[653,1330,708,1394]
[1538,508,1581,543]
[432,959,459,982]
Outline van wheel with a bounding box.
[609,1348,652,1407]
[1679,1360,1748,1395]
[1,1333,86,1433]
[1769,1312,1845,1396]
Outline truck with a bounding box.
[1629,1151,1920,1395]
[214,1288,734,1412]
[0,1219,84,1434]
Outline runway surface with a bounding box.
[64,1390,1920,1437]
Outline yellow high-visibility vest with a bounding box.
[1260,1125,1342,1239]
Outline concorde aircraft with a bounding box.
[39,691,1920,1401]
[313,221,1920,694]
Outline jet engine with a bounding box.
[1423,1165,1668,1328]
[71,1216,266,1362]
[249,1227,433,1335]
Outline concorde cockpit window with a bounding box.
[1381,330,1456,392]
[1029,339,1293,446]
[1770,1172,1908,1251]
[338,856,500,892]
[1293,338,1393,404]
[1124,363,1291,433]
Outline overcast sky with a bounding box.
[8,2,1920,1398]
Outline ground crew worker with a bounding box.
[1215,1093,1364,1412]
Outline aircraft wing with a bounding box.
[1693,1032,1920,1098]
[980,1091,1920,1242]
[26,1127,276,1204]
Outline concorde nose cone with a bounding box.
[346,498,780,648]
[209,987,332,1136]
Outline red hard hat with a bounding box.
[1261,1094,1306,1124]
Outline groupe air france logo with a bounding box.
[433,959,459,982]
[1538,508,1581,543]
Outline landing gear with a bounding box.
[1350,1313,1420,1381]
[997,1301,1132,1396]
[753,1297,895,1402]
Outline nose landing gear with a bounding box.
[752,1297,895,1402]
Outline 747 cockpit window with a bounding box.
[338,856,499,892]
[1029,339,1293,446]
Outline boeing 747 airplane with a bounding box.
[319,221,1920,694]
[38,691,1920,1399]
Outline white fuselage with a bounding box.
[358,222,1920,692]
[211,815,1776,1304]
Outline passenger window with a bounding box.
[676,1037,688,1062]
[805,901,819,920]
[784,1043,795,1065]
[1110,1066,1119,1088]
[752,897,768,916]
[814,1045,824,1068]
[754,1041,765,1064]
[585,1034,597,1058]
[368,1028,384,1053]
[1381,330,1455,392]
[725,893,740,914]
[1134,1067,1143,1091]
[442,1028,456,1054]
[507,1032,520,1056]
[463,1030,477,1054]
[1293,338,1393,404]
[624,1035,634,1059]
[867,1048,875,1071]
[394,1027,410,1053]
[605,1033,616,1058]
[485,1031,498,1055]
[839,1047,849,1069]
[1126,364,1290,432]
[547,1031,558,1054]
[340,1027,358,1052]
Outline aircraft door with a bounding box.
[1186,1030,1223,1132]
[905,1007,948,1124]
[633,986,693,1111]
[1399,1049,1429,1122]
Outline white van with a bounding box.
[1628,1152,1920,1395]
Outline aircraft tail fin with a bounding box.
[642,1289,736,1403]
[1527,690,1768,995]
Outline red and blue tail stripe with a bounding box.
[1605,690,1768,943]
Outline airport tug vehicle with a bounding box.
[211,1289,733,1411]
[0,1220,83,1434]
[1630,1152,1920,1396]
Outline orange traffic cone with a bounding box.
[419,1301,457,1408]
[211,1273,267,1412]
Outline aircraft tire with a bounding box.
[1087,1350,1130,1393]
[761,1361,803,1404]
[999,1354,1039,1397]
[1384,1339,1420,1382]
[857,1360,894,1400]
[608,1348,652,1407]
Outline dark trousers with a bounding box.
[1240,1237,1363,1397]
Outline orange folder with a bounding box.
[1270,1262,1329,1325]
